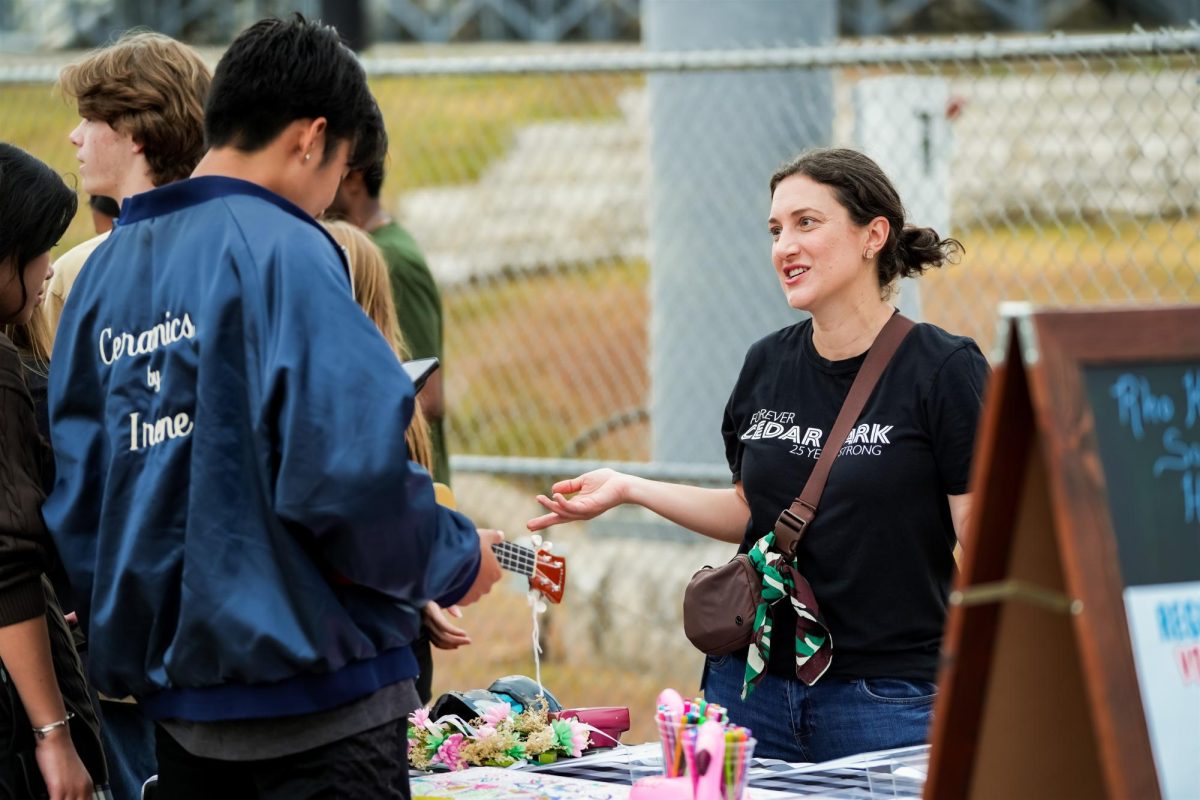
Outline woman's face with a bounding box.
[0,252,53,325]
[768,174,877,314]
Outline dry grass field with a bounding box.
[441,214,1200,461]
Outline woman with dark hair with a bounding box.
[529,148,989,762]
[0,142,106,799]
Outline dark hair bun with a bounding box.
[891,225,964,280]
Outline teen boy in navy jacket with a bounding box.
[44,16,503,797]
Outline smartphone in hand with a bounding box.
[402,357,440,392]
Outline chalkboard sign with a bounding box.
[1083,361,1200,800]
[1084,363,1200,587]
[927,305,1200,800]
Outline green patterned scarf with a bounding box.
[742,533,833,699]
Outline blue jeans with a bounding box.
[97,699,157,800]
[702,654,936,763]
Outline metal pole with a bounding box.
[644,0,837,466]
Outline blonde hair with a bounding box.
[323,219,434,473]
[2,311,52,374]
[59,32,211,186]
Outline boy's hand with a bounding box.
[423,603,470,649]
[457,529,503,606]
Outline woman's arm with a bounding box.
[0,616,93,800]
[528,469,749,544]
[948,492,972,547]
[0,370,93,798]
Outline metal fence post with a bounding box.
[854,76,954,321]
[644,0,838,466]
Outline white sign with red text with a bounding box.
[1124,581,1200,799]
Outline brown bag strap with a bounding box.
[773,312,915,559]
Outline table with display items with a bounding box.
[411,742,929,799]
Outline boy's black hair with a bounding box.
[204,14,387,171]
[0,143,77,309]
[362,158,385,199]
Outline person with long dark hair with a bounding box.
[0,142,107,799]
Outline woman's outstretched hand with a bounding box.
[527,468,629,531]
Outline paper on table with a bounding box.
[413,766,631,800]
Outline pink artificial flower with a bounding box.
[482,702,513,727]
[566,719,590,758]
[474,723,497,739]
[410,707,431,729]
[434,733,467,771]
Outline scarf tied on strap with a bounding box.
[741,533,833,699]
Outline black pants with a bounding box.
[154,716,411,800]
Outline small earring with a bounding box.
[863,249,873,259]
[304,152,312,162]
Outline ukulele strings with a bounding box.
[495,541,536,576]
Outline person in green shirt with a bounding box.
[330,160,450,487]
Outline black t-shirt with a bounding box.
[721,317,990,681]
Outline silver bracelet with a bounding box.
[31,711,75,740]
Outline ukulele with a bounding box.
[434,483,566,604]
[492,539,566,604]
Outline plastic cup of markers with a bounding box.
[721,736,756,800]
[655,716,699,778]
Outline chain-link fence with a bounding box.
[1,28,1198,741]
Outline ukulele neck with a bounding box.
[492,540,536,578]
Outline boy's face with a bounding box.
[70,117,139,200]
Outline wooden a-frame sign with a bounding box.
[926,305,1200,800]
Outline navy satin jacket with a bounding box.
[45,176,480,722]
